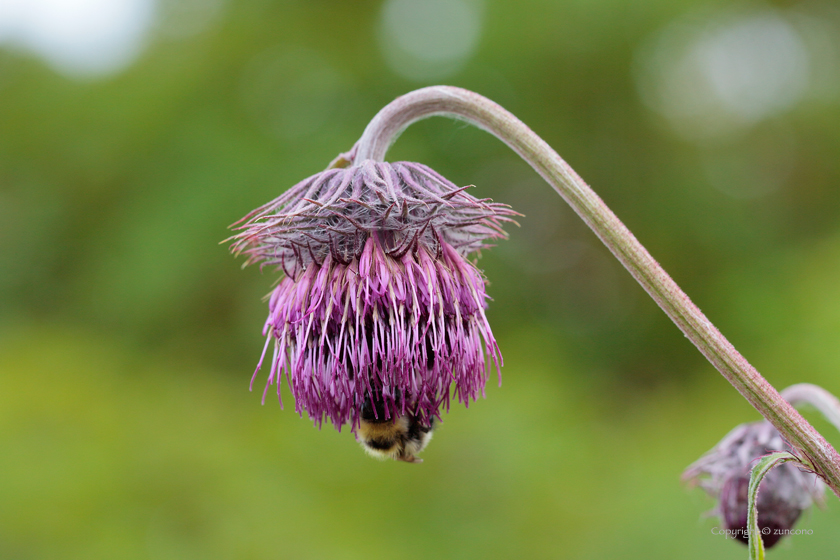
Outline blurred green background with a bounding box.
[2,0,840,558]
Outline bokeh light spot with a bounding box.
[0,0,155,78]
[700,13,808,122]
[379,0,483,82]
[634,7,838,141]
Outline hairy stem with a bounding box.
[354,86,840,497]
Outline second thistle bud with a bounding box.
[684,421,824,548]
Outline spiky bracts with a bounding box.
[230,161,516,279]
[229,161,517,429]
[683,421,824,548]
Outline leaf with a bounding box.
[747,451,800,560]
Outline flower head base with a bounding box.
[683,421,824,548]
[229,161,518,430]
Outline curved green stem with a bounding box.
[747,452,801,560]
[354,85,840,498]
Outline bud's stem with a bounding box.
[782,384,840,435]
[354,86,840,498]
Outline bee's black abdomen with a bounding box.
[365,436,400,451]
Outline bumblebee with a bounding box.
[356,398,435,463]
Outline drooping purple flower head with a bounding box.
[683,421,825,548]
[229,160,518,430]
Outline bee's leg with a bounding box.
[397,453,423,464]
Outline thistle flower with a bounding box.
[229,160,517,431]
[683,421,825,548]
